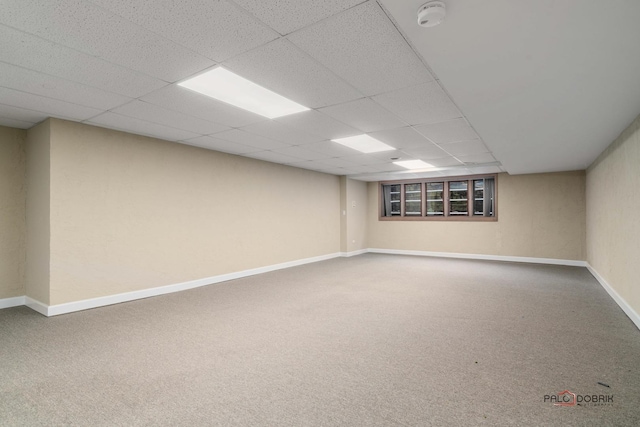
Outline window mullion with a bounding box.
[468,180,472,216]
[444,181,450,217]
[421,182,426,217]
[400,183,406,217]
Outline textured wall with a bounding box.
[25,121,51,304]
[346,178,368,252]
[0,126,26,299]
[47,119,340,305]
[586,114,640,317]
[367,171,586,260]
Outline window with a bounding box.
[380,175,496,221]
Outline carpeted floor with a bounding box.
[1,254,639,426]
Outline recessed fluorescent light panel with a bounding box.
[178,67,309,119]
[331,134,395,153]
[393,159,433,169]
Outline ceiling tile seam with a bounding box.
[0,81,121,115]
[0,59,143,108]
[428,81,494,152]
[0,117,37,127]
[0,100,93,123]
[362,96,414,128]
[375,0,439,80]
[82,0,238,67]
[404,124,472,165]
[217,34,368,108]
[395,147,457,162]
[431,140,497,166]
[284,11,438,100]
[374,0,493,151]
[117,98,235,134]
[236,125,322,147]
[0,22,178,87]
[82,110,219,138]
[228,0,370,38]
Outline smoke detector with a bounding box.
[417,1,446,27]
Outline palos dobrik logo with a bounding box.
[544,390,613,406]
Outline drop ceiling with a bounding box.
[1,1,639,181]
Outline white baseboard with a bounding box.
[367,248,588,267]
[33,252,343,317]
[340,249,368,258]
[8,250,634,329]
[586,264,640,331]
[24,297,48,316]
[0,295,25,310]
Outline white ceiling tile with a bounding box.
[234,0,364,35]
[0,116,36,129]
[179,135,260,155]
[313,157,361,168]
[425,157,464,167]
[275,110,359,141]
[242,150,302,164]
[372,82,462,125]
[438,140,490,157]
[271,146,332,161]
[0,104,47,123]
[368,127,435,150]
[466,166,503,174]
[0,25,167,97]
[414,119,480,144]
[0,62,131,110]
[87,112,201,142]
[342,164,380,174]
[398,145,451,160]
[317,167,360,176]
[223,38,363,109]
[240,120,321,145]
[214,129,290,150]
[111,101,229,135]
[339,154,399,167]
[91,0,278,62]
[0,0,214,82]
[285,161,331,172]
[319,98,407,132]
[456,153,498,165]
[0,87,102,121]
[288,2,433,96]
[140,85,266,128]
[363,162,407,172]
[299,140,364,158]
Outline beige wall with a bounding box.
[346,178,368,252]
[25,121,52,304]
[340,177,368,253]
[0,126,26,299]
[367,171,586,260]
[586,114,640,316]
[46,119,340,304]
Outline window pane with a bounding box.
[382,184,401,216]
[473,179,484,215]
[449,181,467,215]
[474,199,484,214]
[426,201,444,215]
[426,182,444,215]
[405,183,421,216]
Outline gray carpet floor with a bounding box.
[1,254,639,426]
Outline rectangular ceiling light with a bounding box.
[331,134,395,153]
[178,67,309,119]
[393,159,433,169]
